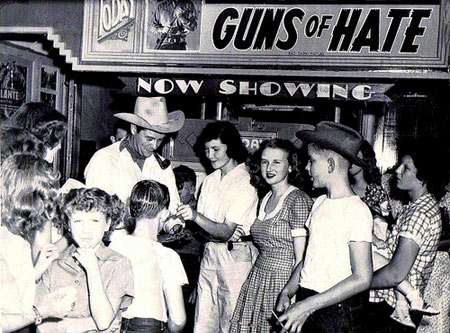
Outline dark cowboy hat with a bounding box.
[114,96,185,134]
[296,121,367,167]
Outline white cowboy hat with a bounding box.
[114,96,185,133]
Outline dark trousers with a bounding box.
[365,301,422,333]
[296,287,368,333]
[121,317,166,333]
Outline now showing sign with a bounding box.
[122,77,393,102]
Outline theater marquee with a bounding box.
[81,0,449,73]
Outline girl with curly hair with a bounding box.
[1,153,76,332]
[230,139,313,333]
[35,187,134,333]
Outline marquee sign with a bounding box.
[119,77,394,102]
[81,0,449,72]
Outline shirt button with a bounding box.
[74,279,80,285]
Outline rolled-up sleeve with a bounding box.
[225,180,257,225]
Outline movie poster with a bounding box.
[0,61,28,120]
[40,65,58,109]
[143,0,202,52]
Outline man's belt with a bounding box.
[209,235,253,251]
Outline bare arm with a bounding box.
[275,236,307,312]
[279,241,373,332]
[164,285,186,333]
[86,270,121,331]
[177,204,238,240]
[193,213,238,241]
[293,236,307,267]
[1,312,35,332]
[371,236,419,288]
[73,249,120,331]
[1,291,75,332]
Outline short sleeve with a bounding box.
[347,201,373,243]
[398,208,428,247]
[288,191,313,238]
[105,257,134,310]
[305,195,325,230]
[225,180,257,225]
[161,248,188,291]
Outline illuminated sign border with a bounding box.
[81,0,450,72]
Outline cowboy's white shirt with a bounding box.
[84,140,181,212]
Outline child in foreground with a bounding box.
[276,121,373,332]
[110,180,188,333]
[36,187,134,333]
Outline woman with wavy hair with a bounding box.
[6,102,68,264]
[177,121,258,333]
[1,153,75,332]
[7,102,67,163]
[230,139,313,333]
[368,141,443,331]
[0,127,45,163]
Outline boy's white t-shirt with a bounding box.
[109,235,188,321]
[300,195,373,293]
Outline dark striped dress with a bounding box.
[230,186,313,333]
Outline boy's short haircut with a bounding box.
[129,180,170,220]
[59,187,124,241]
[173,165,196,190]
[308,143,350,170]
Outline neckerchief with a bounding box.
[120,135,146,170]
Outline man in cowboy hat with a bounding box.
[275,121,373,332]
[84,97,185,232]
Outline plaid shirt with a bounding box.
[370,193,442,307]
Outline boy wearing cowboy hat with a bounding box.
[275,121,373,332]
[84,96,185,234]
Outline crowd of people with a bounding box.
[1,98,449,333]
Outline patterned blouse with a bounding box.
[370,193,442,307]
